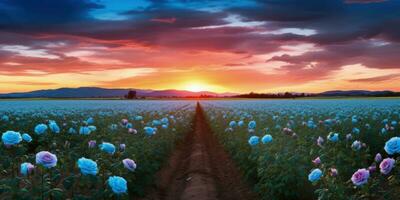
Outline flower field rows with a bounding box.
[202,99,400,200]
[2,99,400,199]
[0,100,195,199]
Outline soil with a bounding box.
[141,103,257,200]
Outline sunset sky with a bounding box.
[0,0,400,93]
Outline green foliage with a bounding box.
[203,103,400,200]
[0,105,194,199]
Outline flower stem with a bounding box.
[41,169,44,200]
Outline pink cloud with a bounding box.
[150,17,177,24]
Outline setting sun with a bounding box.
[184,82,209,92]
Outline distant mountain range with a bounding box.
[0,87,237,98]
[0,87,398,98]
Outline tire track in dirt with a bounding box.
[142,103,257,200]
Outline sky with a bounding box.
[0,0,400,93]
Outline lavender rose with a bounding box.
[317,136,324,147]
[379,158,395,175]
[330,168,338,177]
[35,151,57,168]
[88,140,96,148]
[119,144,126,152]
[375,153,382,163]
[368,165,376,173]
[122,158,137,172]
[351,168,369,186]
[312,157,321,165]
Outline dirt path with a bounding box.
[142,103,257,200]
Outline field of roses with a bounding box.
[0,100,195,199]
[202,99,400,200]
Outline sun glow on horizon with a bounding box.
[183,81,225,92]
[184,82,209,92]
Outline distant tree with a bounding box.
[125,90,137,99]
[232,91,400,98]
[233,92,316,99]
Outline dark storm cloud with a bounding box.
[231,0,341,22]
[1,0,399,48]
[0,0,103,28]
[345,0,388,3]
[0,0,399,83]
[268,41,400,79]
[232,0,400,44]
[230,0,400,84]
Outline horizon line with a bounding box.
[1,86,399,95]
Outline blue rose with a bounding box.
[1,115,9,122]
[351,140,362,151]
[152,120,161,126]
[79,126,91,135]
[88,125,97,132]
[68,128,77,134]
[110,124,118,131]
[308,168,323,182]
[381,128,387,135]
[327,132,339,142]
[307,120,316,129]
[384,137,400,155]
[77,157,98,176]
[261,134,273,144]
[352,127,360,134]
[352,117,358,124]
[324,119,333,126]
[34,124,48,135]
[238,120,244,127]
[135,116,143,121]
[144,127,155,136]
[22,133,32,142]
[248,121,256,129]
[161,117,169,124]
[49,121,60,134]
[99,142,116,154]
[229,121,237,128]
[108,176,127,194]
[248,136,259,146]
[86,117,94,124]
[20,162,35,176]
[125,123,133,129]
[2,131,22,146]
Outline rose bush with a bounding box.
[0,100,195,199]
[202,99,400,200]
